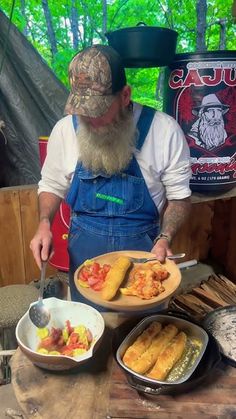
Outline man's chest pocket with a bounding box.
[79,174,145,215]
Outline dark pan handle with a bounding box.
[166,309,192,320]
[165,309,201,325]
[136,21,147,27]
[126,374,165,395]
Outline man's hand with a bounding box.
[30,192,62,269]
[30,218,54,269]
[151,238,173,263]
[151,197,191,263]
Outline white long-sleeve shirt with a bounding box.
[39,103,192,213]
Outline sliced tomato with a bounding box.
[94,272,103,281]
[66,320,74,335]
[68,333,79,344]
[57,336,64,347]
[50,327,62,343]
[91,280,104,291]
[91,262,101,274]
[64,343,87,351]
[87,275,101,286]
[78,262,111,291]
[79,267,90,281]
[39,336,54,349]
[79,272,88,281]
[61,348,73,356]
[103,264,111,273]
[98,270,106,280]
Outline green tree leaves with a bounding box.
[1,0,236,109]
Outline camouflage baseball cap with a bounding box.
[64,45,127,118]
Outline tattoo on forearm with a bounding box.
[161,200,191,241]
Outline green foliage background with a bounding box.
[1,0,236,109]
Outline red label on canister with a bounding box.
[163,51,236,193]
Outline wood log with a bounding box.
[174,294,213,317]
[192,286,226,308]
[207,276,236,305]
[200,282,229,306]
[215,274,236,296]
[169,272,236,320]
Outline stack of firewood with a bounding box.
[169,274,236,320]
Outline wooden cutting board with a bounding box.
[11,314,236,419]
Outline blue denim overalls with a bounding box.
[66,105,160,309]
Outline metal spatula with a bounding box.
[29,260,51,328]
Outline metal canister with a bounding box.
[163,51,236,193]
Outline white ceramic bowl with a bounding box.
[16,297,105,371]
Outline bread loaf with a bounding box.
[146,331,187,380]
[123,321,162,368]
[101,256,131,300]
[129,324,178,374]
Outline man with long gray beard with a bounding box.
[188,93,229,151]
[30,45,192,304]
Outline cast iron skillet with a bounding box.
[202,305,236,368]
[112,310,221,396]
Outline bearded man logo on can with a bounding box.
[188,93,230,151]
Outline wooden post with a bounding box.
[0,187,25,286]
[0,185,56,286]
[232,0,236,17]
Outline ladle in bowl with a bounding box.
[29,260,51,328]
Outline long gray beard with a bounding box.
[77,108,137,176]
[199,117,226,150]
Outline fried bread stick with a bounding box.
[101,256,131,300]
[122,321,162,368]
[146,331,187,380]
[129,324,178,374]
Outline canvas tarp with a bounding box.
[0,10,69,187]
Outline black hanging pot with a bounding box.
[105,22,178,68]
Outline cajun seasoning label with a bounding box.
[163,53,236,193]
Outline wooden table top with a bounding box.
[11,313,236,419]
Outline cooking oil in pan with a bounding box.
[166,338,202,382]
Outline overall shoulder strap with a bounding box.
[136,105,156,150]
[72,114,78,132]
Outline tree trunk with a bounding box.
[156,69,165,101]
[196,0,207,52]
[232,0,236,17]
[20,0,28,37]
[71,0,79,50]
[80,0,106,43]
[81,15,94,49]
[157,0,174,29]
[218,19,227,50]
[41,0,58,57]
[102,0,107,36]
